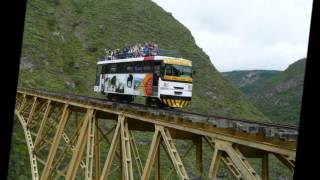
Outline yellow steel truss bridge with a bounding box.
[13,87,297,180]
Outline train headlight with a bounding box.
[164,82,169,87]
[187,85,192,90]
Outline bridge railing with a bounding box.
[98,48,181,61]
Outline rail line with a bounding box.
[17,87,298,140]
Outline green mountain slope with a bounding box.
[9,0,299,179]
[250,58,306,125]
[18,0,267,121]
[223,70,281,96]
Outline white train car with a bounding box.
[93,55,193,107]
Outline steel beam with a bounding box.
[273,153,295,172]
[34,100,51,149]
[65,108,94,180]
[100,119,121,180]
[18,93,26,112]
[219,139,261,180]
[155,144,161,180]
[262,152,269,180]
[209,146,222,179]
[159,126,189,180]
[15,110,40,180]
[85,111,96,180]
[41,104,70,180]
[120,115,134,180]
[193,137,203,176]
[141,126,161,179]
[95,120,101,180]
[27,97,38,127]
[164,143,194,180]
[129,131,143,177]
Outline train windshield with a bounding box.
[165,64,192,78]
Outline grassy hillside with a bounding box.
[18,0,267,121]
[250,58,306,125]
[223,70,281,96]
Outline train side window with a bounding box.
[126,62,134,73]
[126,66,133,73]
[110,64,117,73]
[143,63,152,72]
[101,65,107,74]
[154,64,160,76]
[135,62,143,73]
[165,65,172,76]
[118,63,125,73]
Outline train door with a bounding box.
[100,65,107,93]
[153,62,161,96]
[95,65,102,86]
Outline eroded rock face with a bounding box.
[274,78,303,93]
[65,81,76,88]
[73,63,80,70]
[239,72,259,87]
[20,56,35,71]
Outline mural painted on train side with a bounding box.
[103,73,153,96]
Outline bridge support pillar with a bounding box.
[193,137,203,176]
[34,100,51,149]
[65,108,93,180]
[95,119,100,180]
[209,145,222,179]
[141,125,161,179]
[100,118,121,180]
[273,153,295,172]
[119,115,134,180]
[41,104,70,180]
[262,152,269,180]
[207,137,262,180]
[155,144,161,180]
[85,111,96,179]
[27,97,38,127]
[129,131,143,177]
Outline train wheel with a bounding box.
[123,95,134,103]
[107,93,117,101]
[146,97,161,107]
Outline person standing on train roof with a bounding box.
[116,49,120,59]
[123,44,129,58]
[143,42,149,57]
[154,43,159,55]
[108,49,112,60]
[104,48,108,60]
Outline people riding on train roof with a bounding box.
[104,42,160,60]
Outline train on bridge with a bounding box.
[94,53,194,108]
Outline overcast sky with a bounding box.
[152,0,313,72]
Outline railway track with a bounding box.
[16,87,299,141]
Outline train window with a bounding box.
[101,65,107,74]
[165,65,172,76]
[110,64,117,73]
[95,65,102,85]
[135,62,143,73]
[125,62,134,73]
[117,63,125,73]
[154,64,160,76]
[143,64,152,72]
[126,66,133,72]
[135,66,142,73]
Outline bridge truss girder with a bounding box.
[13,91,296,180]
